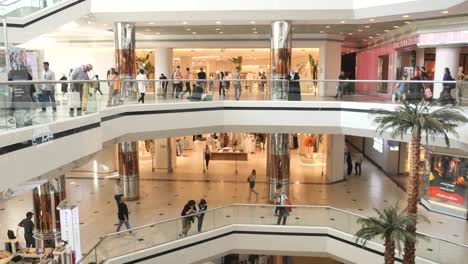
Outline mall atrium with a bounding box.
[0,0,468,263]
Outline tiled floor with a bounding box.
[1,140,467,260]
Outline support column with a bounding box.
[155,47,173,78]
[118,142,139,200]
[153,138,176,171]
[33,175,66,249]
[434,46,460,98]
[319,41,342,96]
[114,22,136,98]
[268,21,292,201]
[325,135,345,183]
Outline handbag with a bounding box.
[285,199,293,214]
[68,92,81,108]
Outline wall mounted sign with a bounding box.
[393,35,419,49]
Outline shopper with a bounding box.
[197,67,207,91]
[112,71,123,105]
[180,67,191,99]
[287,69,301,101]
[41,62,57,112]
[259,72,267,93]
[18,212,35,248]
[218,71,225,98]
[247,169,259,200]
[346,151,353,176]
[224,71,231,93]
[173,66,183,99]
[159,73,168,97]
[276,191,289,225]
[114,179,123,206]
[93,75,103,95]
[59,74,68,96]
[106,68,115,105]
[204,144,211,170]
[441,67,455,104]
[179,200,197,238]
[116,198,132,234]
[354,152,363,176]
[136,69,148,104]
[273,184,282,216]
[233,67,242,101]
[394,76,407,103]
[197,199,208,232]
[336,71,347,99]
[69,64,92,116]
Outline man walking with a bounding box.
[233,67,242,101]
[18,212,35,248]
[69,64,92,116]
[41,62,57,112]
[116,198,132,234]
[354,152,363,176]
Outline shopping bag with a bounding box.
[68,92,81,108]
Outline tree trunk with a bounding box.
[403,137,421,264]
[385,237,396,264]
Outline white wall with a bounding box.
[43,47,115,93]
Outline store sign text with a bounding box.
[393,36,419,49]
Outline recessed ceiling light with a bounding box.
[376,33,381,36]
[402,15,409,18]
[441,10,449,14]
[325,25,331,28]
[192,32,196,34]
[103,24,108,26]
[393,25,400,28]
[253,31,258,34]
[182,21,188,25]
[215,21,221,24]
[339,32,344,34]
[87,20,92,24]
[148,22,155,25]
[145,29,150,32]
[250,21,255,24]
[358,29,363,32]
[155,32,160,35]
[369,36,373,39]
[215,28,221,31]
[348,33,353,35]
[404,21,411,24]
[252,28,256,30]
[384,29,390,32]
[320,31,325,33]
[369,18,375,22]
[219,31,224,34]
[362,39,368,41]
[341,20,345,23]
[365,25,370,28]
[186,28,191,31]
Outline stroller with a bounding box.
[438,86,456,105]
[188,85,213,102]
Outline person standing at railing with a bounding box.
[197,199,208,232]
[106,68,115,106]
[116,198,132,234]
[259,72,267,93]
[197,67,207,92]
[112,71,123,105]
[441,67,456,105]
[287,70,301,101]
[179,200,197,238]
[159,73,168,98]
[136,69,148,104]
[233,67,242,101]
[218,71,226,98]
[394,76,407,103]
[41,62,57,112]
[276,191,289,225]
[173,66,183,99]
[59,74,68,97]
[335,71,347,99]
[68,64,92,117]
[180,67,192,99]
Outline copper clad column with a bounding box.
[33,175,66,248]
[114,22,136,98]
[270,21,292,100]
[268,21,292,200]
[118,142,140,200]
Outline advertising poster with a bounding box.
[424,153,467,205]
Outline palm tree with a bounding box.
[370,101,468,263]
[355,205,425,264]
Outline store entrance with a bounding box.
[378,55,389,92]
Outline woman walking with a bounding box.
[247,169,259,200]
[204,144,211,171]
[136,69,148,104]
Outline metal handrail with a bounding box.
[78,203,468,263]
[0,78,462,85]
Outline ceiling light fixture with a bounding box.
[393,25,400,28]
[186,28,191,31]
[358,29,363,32]
[362,39,368,41]
[376,33,381,36]
[145,29,150,32]
[87,20,92,24]
[155,32,160,35]
[369,36,373,39]
[148,22,155,25]
[182,21,188,25]
[365,25,370,28]
[384,29,390,32]
[219,31,224,34]
[103,24,108,26]
[369,18,375,22]
[250,21,255,24]
[441,10,449,14]
[253,31,258,34]
[216,28,221,31]
[252,28,256,30]
[404,21,411,24]
[402,15,409,18]
[192,32,197,34]
[341,20,345,23]
[348,33,353,35]
[320,31,325,33]
[325,25,331,28]
[215,21,221,24]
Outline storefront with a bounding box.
[421,150,468,219]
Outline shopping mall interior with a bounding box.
[1,0,468,264]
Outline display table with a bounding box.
[210,148,247,174]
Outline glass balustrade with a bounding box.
[0,0,64,18]
[0,79,465,132]
[78,204,468,264]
